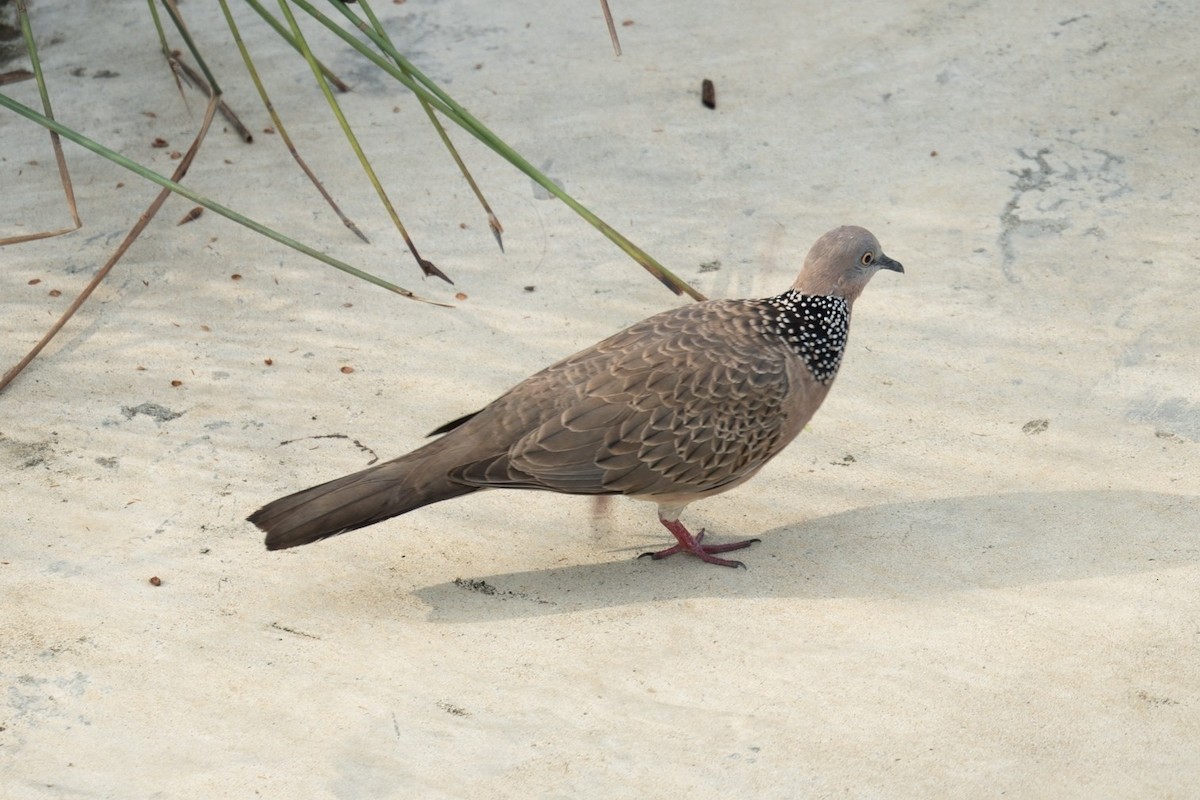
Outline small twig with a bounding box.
[158,0,222,93]
[154,1,253,141]
[0,69,35,85]
[145,0,191,112]
[2,96,222,394]
[0,0,81,246]
[169,51,254,143]
[600,0,621,56]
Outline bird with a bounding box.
[249,225,902,567]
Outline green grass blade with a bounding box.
[300,0,704,299]
[217,0,369,242]
[274,0,449,282]
[0,91,447,305]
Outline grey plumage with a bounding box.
[248,225,903,567]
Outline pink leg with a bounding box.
[639,518,760,568]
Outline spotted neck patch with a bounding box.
[756,290,850,384]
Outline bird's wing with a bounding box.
[449,300,809,497]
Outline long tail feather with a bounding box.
[248,454,475,550]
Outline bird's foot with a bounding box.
[639,519,760,568]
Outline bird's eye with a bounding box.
[860,252,874,266]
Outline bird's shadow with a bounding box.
[413,490,1199,622]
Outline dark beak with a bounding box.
[878,253,904,273]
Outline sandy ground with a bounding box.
[3,1,1199,797]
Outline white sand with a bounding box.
[3,1,1198,796]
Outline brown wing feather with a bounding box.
[448,300,806,498]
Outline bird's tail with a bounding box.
[248,449,476,550]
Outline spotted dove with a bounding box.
[249,226,902,567]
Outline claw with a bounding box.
[639,520,760,568]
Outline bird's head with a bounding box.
[791,225,903,303]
